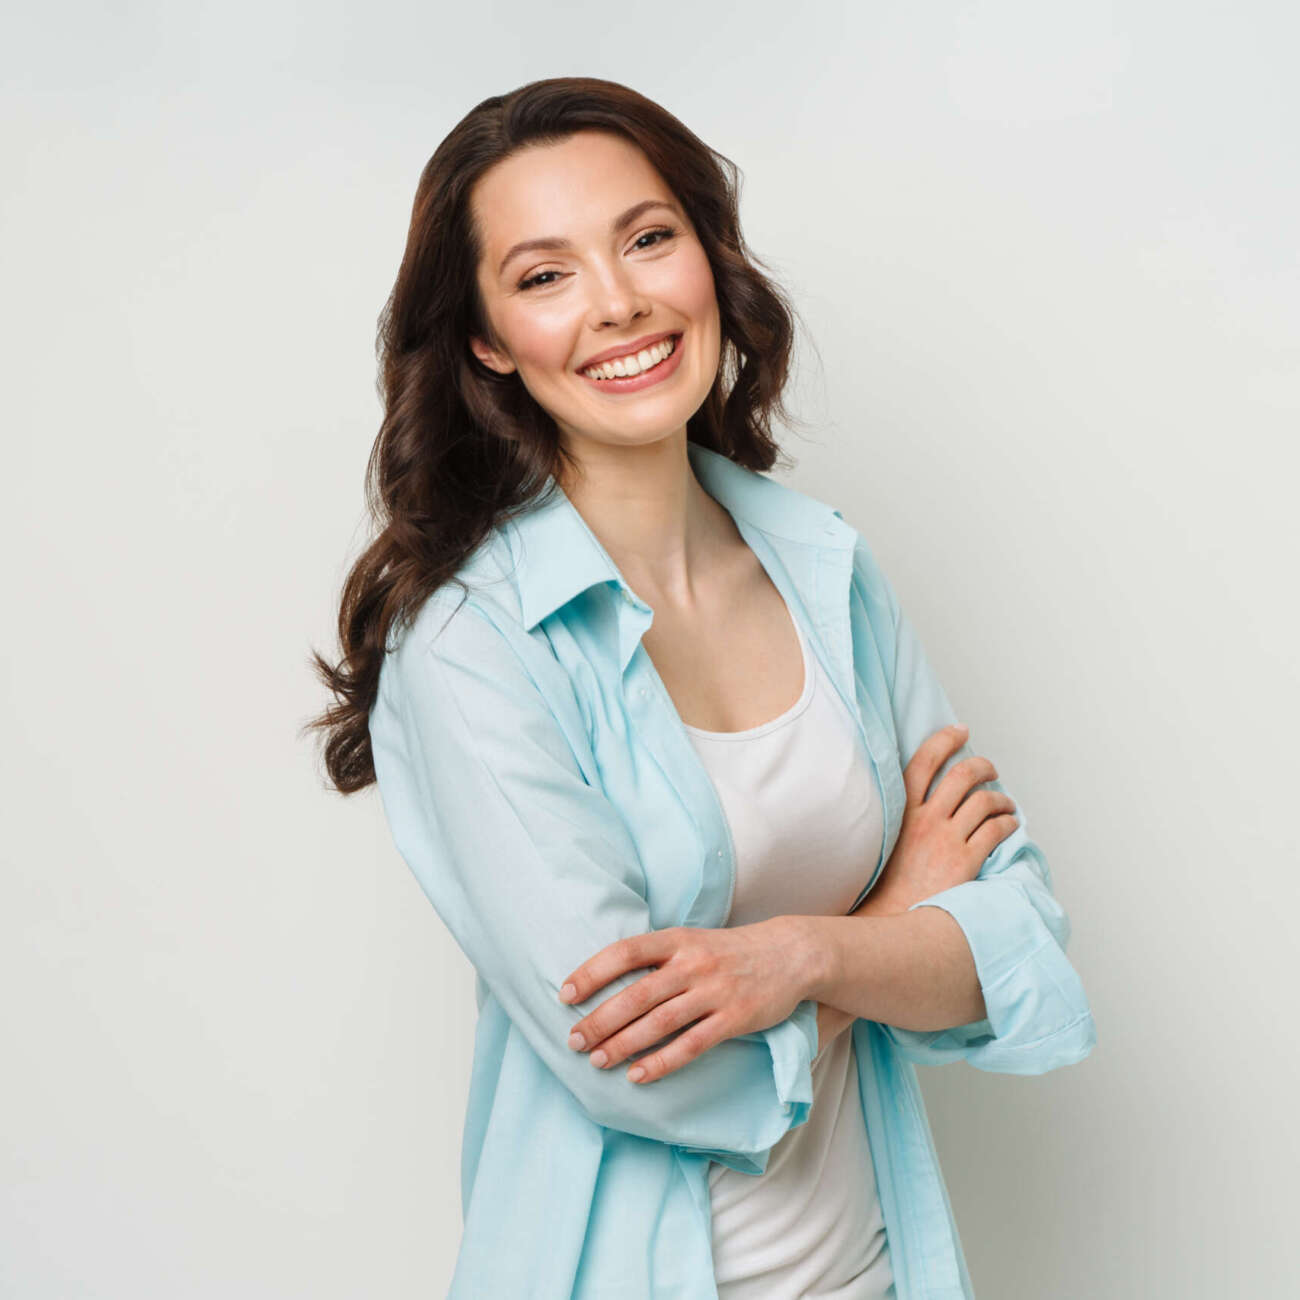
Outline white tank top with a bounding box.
[683,601,896,1300]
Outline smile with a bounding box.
[578,333,685,394]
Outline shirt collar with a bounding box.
[507,441,855,632]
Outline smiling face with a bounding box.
[468,130,722,470]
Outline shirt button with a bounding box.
[638,688,647,698]
[716,850,723,859]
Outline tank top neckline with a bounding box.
[682,602,816,742]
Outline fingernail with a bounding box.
[628,1066,646,1082]
[590,1050,608,1068]
[567,1032,586,1051]
[953,723,968,733]
[559,983,577,1003]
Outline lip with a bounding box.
[577,331,685,395]
[577,330,680,373]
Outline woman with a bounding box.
[308,76,1097,1300]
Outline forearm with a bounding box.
[804,899,987,1033]
[811,890,911,1054]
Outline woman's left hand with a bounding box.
[558,916,819,1083]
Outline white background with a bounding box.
[4,3,1297,1296]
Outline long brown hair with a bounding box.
[303,75,811,794]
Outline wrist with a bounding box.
[787,914,839,1006]
[851,882,913,920]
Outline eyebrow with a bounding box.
[496,199,684,277]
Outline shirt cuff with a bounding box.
[675,997,818,1174]
[900,879,1097,1074]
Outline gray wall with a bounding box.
[4,3,1295,1296]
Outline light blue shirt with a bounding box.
[369,439,1097,1299]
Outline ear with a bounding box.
[469,334,517,375]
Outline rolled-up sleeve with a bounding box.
[856,542,1097,1075]
[369,592,817,1174]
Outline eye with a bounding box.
[633,225,679,250]
[516,226,680,292]
[517,269,562,291]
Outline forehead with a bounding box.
[471,132,674,252]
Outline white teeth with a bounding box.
[582,334,677,380]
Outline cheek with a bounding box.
[501,309,574,375]
[674,246,719,320]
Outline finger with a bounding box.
[902,724,969,806]
[930,755,998,818]
[559,928,678,1007]
[951,789,1017,841]
[567,965,691,1054]
[966,812,1022,864]
[625,1011,732,1084]
[584,989,708,1070]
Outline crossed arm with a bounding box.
[561,722,1002,1082]
[808,890,986,1061]
[558,877,988,1083]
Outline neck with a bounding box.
[556,434,736,604]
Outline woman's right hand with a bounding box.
[858,724,1020,917]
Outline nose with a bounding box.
[584,258,653,333]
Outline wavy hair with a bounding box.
[304,75,811,794]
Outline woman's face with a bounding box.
[469,130,722,466]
